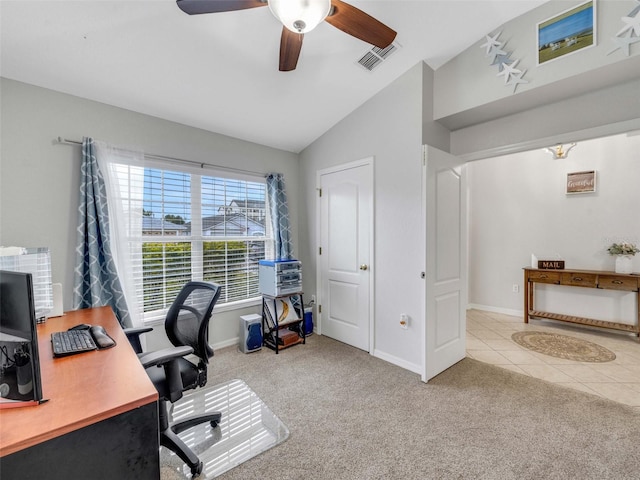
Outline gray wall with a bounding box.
[299,62,443,372]
[421,62,450,152]
[2,0,639,371]
[467,132,640,322]
[450,77,640,159]
[435,0,639,123]
[433,0,640,158]
[296,0,640,373]
[0,78,299,350]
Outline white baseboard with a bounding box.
[372,349,422,375]
[213,337,241,351]
[467,303,522,318]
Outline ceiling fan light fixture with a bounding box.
[268,0,331,33]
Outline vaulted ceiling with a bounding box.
[0,1,548,152]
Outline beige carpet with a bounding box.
[162,334,640,479]
[511,331,617,362]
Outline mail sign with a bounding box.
[538,260,565,269]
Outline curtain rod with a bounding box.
[55,137,268,178]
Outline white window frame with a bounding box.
[124,158,271,325]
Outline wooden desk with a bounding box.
[524,268,640,340]
[0,307,159,479]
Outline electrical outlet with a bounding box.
[512,284,519,293]
[400,314,409,329]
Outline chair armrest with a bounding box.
[124,327,153,354]
[138,345,194,403]
[124,327,153,336]
[138,346,194,369]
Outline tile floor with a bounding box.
[466,309,640,412]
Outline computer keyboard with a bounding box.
[51,329,98,357]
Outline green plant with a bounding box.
[607,242,640,256]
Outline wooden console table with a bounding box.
[523,268,640,340]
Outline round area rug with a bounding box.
[511,331,616,362]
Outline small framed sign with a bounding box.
[566,170,596,194]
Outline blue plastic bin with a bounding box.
[304,307,313,336]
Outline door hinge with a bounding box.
[318,305,322,313]
[319,247,322,255]
[318,188,322,197]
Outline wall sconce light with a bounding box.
[545,143,577,159]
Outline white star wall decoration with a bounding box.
[480,32,502,55]
[479,31,528,93]
[608,1,640,56]
[487,44,508,64]
[506,70,529,91]
[607,30,640,56]
[497,59,521,84]
[617,14,640,37]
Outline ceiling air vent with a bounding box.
[357,42,399,71]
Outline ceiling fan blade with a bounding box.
[279,27,304,72]
[325,0,396,49]
[176,0,267,15]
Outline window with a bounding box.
[111,160,270,322]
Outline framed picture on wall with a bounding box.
[566,170,596,194]
[537,0,596,65]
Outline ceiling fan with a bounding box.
[176,0,397,71]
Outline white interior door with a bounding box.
[318,159,373,352]
[422,145,468,382]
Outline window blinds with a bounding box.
[111,162,270,321]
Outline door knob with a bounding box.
[360,264,368,271]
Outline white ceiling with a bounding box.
[0,0,548,153]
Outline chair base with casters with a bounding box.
[125,281,223,478]
[159,398,222,477]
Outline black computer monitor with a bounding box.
[0,270,45,406]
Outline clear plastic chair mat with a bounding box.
[160,378,289,479]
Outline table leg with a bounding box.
[523,271,529,324]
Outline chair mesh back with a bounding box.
[165,282,221,362]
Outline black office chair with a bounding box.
[125,281,222,477]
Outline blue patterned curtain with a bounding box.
[73,137,131,327]
[266,173,294,260]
